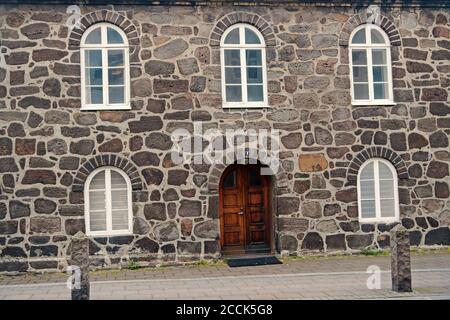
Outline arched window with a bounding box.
[84,167,132,236]
[349,24,393,105]
[220,24,267,108]
[80,23,130,110]
[357,158,399,223]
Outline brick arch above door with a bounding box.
[206,159,288,194]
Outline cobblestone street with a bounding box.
[0,252,449,300]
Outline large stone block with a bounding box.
[193,220,219,239]
[154,39,188,59]
[154,221,179,242]
[179,200,202,217]
[301,232,324,250]
[299,153,328,172]
[30,217,61,233]
[277,197,300,215]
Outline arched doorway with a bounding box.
[219,163,271,255]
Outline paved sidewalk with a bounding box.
[0,252,449,299]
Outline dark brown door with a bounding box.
[220,164,270,253]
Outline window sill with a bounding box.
[81,105,131,111]
[352,102,397,107]
[86,230,132,237]
[222,104,270,110]
[359,219,399,224]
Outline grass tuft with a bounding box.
[359,246,389,256]
[127,260,140,270]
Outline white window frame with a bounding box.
[84,166,133,237]
[220,23,268,109]
[357,158,400,223]
[80,23,130,111]
[349,24,395,106]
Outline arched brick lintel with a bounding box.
[346,147,408,187]
[72,154,144,192]
[207,160,288,193]
[339,12,401,46]
[68,10,139,51]
[209,12,276,47]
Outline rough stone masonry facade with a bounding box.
[0,1,450,273]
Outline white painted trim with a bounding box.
[84,166,133,237]
[349,24,394,106]
[220,23,268,108]
[357,158,400,224]
[80,23,130,111]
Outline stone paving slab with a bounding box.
[0,252,449,300]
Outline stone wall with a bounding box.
[0,3,449,272]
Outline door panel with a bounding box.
[245,165,269,247]
[220,164,270,251]
[221,167,244,248]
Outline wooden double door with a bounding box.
[220,164,271,254]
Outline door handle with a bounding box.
[238,208,244,215]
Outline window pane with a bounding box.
[111,170,127,189]
[108,68,124,85]
[225,67,241,84]
[361,200,376,218]
[351,28,366,44]
[245,27,261,44]
[247,85,264,102]
[86,68,103,86]
[247,67,263,84]
[85,27,101,44]
[360,180,375,199]
[87,87,103,104]
[371,29,386,44]
[108,50,124,67]
[85,50,102,67]
[378,161,393,179]
[223,170,236,188]
[224,50,240,66]
[90,209,107,232]
[249,171,261,187]
[373,66,388,82]
[226,86,242,102]
[379,180,394,198]
[224,28,240,44]
[109,86,124,104]
[352,50,367,65]
[246,50,262,66]
[107,27,124,44]
[353,66,368,82]
[360,162,374,180]
[374,83,388,99]
[112,209,129,230]
[372,49,387,65]
[89,190,105,210]
[111,190,128,209]
[354,83,369,100]
[380,199,395,217]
